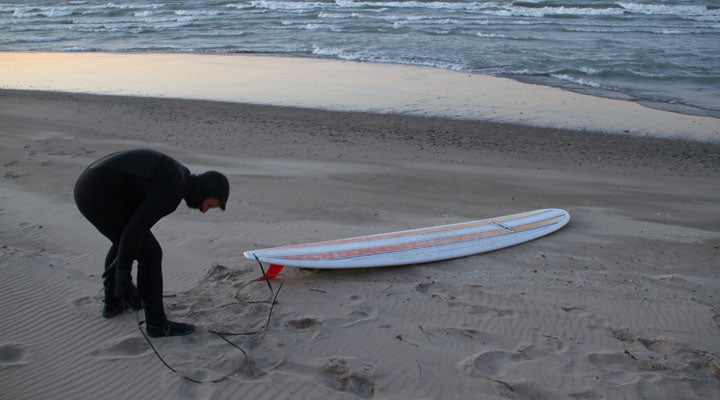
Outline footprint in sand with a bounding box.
[341,307,376,326]
[561,304,610,331]
[321,357,376,399]
[585,350,672,390]
[458,344,549,378]
[287,316,320,330]
[282,316,321,344]
[328,295,378,328]
[90,335,150,360]
[529,328,569,355]
[605,328,720,392]
[0,343,31,366]
[458,330,570,383]
[70,295,103,318]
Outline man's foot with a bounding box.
[146,320,196,338]
[102,301,128,318]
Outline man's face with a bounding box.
[201,198,221,213]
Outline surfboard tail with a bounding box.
[259,264,285,281]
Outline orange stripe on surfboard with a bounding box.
[275,215,563,262]
[274,209,547,250]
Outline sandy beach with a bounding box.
[1,85,719,399]
[2,52,720,143]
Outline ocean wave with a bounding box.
[563,25,712,35]
[14,9,76,18]
[3,0,715,20]
[374,56,467,72]
[506,68,532,75]
[60,46,95,51]
[494,5,625,18]
[134,10,158,17]
[3,35,64,43]
[310,47,469,71]
[623,2,720,22]
[311,44,346,56]
[232,0,635,19]
[249,1,332,11]
[223,3,256,10]
[4,2,167,18]
[175,9,223,17]
[9,22,72,31]
[305,23,332,30]
[246,1,495,12]
[100,3,167,11]
[70,14,200,26]
[551,73,602,88]
[318,12,362,18]
[8,0,714,25]
[192,30,246,37]
[235,0,720,23]
[512,1,624,10]
[626,69,669,79]
[579,66,602,75]
[476,32,508,38]
[686,14,720,23]
[549,67,605,77]
[618,2,715,16]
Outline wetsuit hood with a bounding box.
[183,171,230,210]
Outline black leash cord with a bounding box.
[210,255,284,336]
[137,258,284,384]
[137,316,226,384]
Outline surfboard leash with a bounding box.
[209,255,284,336]
[136,315,227,384]
[135,258,285,384]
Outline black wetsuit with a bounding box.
[74,149,199,326]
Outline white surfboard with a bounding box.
[244,209,569,278]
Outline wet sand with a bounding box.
[2,52,720,142]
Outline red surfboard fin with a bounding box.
[259,264,284,281]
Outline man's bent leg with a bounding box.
[136,234,166,325]
[74,168,136,318]
[101,243,126,318]
[137,234,195,337]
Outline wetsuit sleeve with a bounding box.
[113,182,182,285]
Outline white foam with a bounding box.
[250,1,330,11]
[579,67,602,75]
[551,73,601,88]
[476,32,507,38]
[134,10,157,17]
[619,2,714,16]
[175,9,222,17]
[305,23,327,30]
[312,44,342,55]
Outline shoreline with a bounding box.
[1,51,720,143]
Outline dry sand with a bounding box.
[1,89,719,399]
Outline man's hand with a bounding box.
[108,259,142,310]
[114,278,142,310]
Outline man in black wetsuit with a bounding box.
[74,149,230,338]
